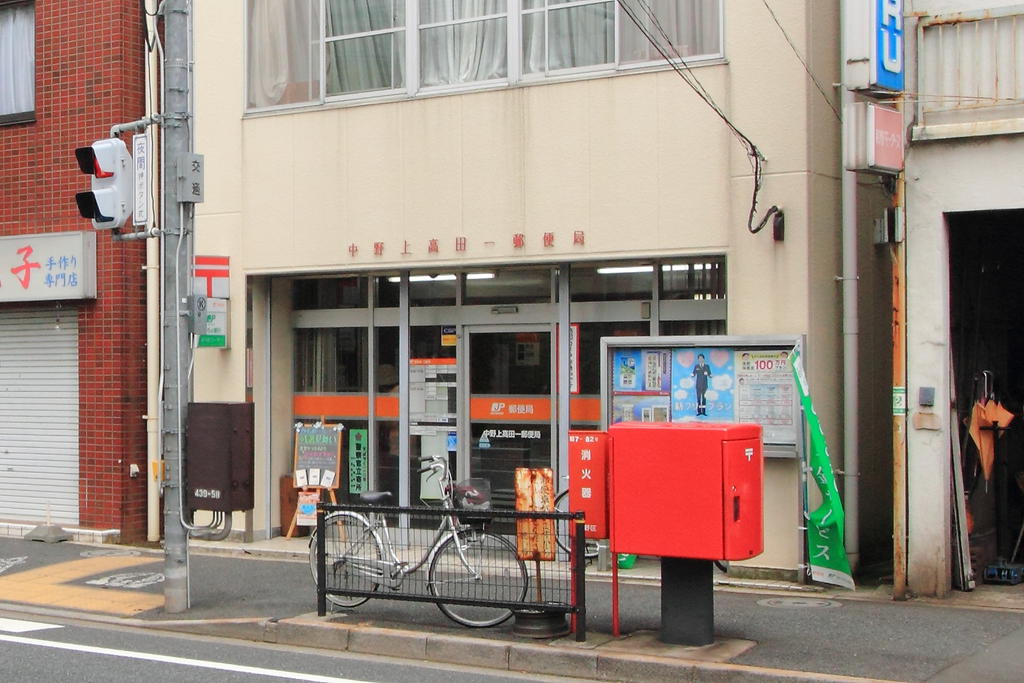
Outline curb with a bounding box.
[0,600,892,681]
[141,612,892,683]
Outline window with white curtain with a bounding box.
[618,0,720,64]
[420,0,508,87]
[245,0,721,110]
[246,0,319,109]
[523,0,614,74]
[0,1,34,122]
[325,0,406,96]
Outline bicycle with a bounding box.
[309,455,530,628]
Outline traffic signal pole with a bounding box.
[161,0,192,613]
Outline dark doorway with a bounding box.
[949,209,1024,579]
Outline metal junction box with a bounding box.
[609,421,764,561]
[185,402,255,512]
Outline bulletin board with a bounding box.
[600,335,805,455]
[293,422,344,489]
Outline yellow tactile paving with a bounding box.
[0,555,165,616]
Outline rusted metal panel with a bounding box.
[917,8,1023,127]
[514,467,556,562]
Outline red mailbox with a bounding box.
[609,421,763,561]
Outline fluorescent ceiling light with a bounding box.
[466,272,495,280]
[662,264,691,271]
[388,274,457,283]
[596,266,653,275]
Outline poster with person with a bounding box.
[671,348,735,422]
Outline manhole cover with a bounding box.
[80,549,141,558]
[757,597,841,609]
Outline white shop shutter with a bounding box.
[0,309,79,524]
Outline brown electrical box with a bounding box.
[186,402,255,512]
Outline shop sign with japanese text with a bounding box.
[0,232,96,302]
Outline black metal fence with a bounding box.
[314,503,586,638]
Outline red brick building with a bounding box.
[0,1,149,541]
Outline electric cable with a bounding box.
[616,0,782,235]
[761,0,841,121]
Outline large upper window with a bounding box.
[0,1,34,123]
[246,0,721,110]
[326,0,406,96]
[421,0,507,87]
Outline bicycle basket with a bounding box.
[455,478,491,510]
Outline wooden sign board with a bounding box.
[293,422,343,490]
[514,467,556,562]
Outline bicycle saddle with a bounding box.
[357,491,393,505]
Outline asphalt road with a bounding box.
[4,537,1024,681]
[0,613,582,683]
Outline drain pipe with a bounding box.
[840,1,860,573]
[145,0,163,543]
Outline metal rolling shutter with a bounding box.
[0,309,79,524]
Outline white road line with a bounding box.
[0,633,369,682]
[0,618,63,633]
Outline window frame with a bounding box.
[322,0,407,100]
[0,0,35,125]
[246,0,723,112]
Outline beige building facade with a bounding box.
[189,1,892,580]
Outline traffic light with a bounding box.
[75,138,133,229]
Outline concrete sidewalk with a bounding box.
[2,534,1024,682]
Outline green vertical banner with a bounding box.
[790,350,855,590]
[348,429,368,495]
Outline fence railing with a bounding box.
[314,502,586,639]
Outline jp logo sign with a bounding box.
[874,0,904,91]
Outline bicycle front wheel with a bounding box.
[428,531,529,628]
[554,490,599,561]
[309,511,382,609]
[553,490,572,557]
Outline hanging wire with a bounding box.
[761,0,841,121]
[616,0,781,235]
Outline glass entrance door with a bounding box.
[465,326,555,509]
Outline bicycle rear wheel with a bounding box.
[309,511,383,608]
[428,530,528,628]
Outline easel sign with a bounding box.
[288,421,344,536]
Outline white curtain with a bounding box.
[325,0,405,95]
[0,3,34,116]
[524,0,720,75]
[420,0,507,87]
[523,1,614,74]
[247,0,319,108]
[619,0,720,63]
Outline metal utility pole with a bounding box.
[162,0,193,613]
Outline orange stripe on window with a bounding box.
[570,397,602,423]
[293,395,369,418]
[375,395,399,418]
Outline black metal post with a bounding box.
[574,515,587,642]
[660,557,713,645]
[316,506,326,616]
